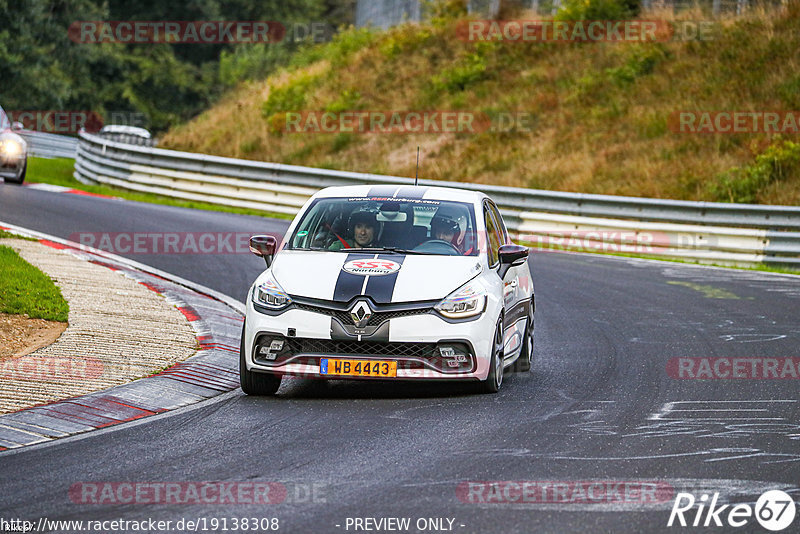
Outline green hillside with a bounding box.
[162,2,800,205]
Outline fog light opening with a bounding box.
[256,336,287,361]
[439,345,469,369]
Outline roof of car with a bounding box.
[99,125,152,138]
[313,185,486,204]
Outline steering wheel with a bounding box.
[413,239,460,255]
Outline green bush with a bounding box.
[426,0,468,27]
[778,76,800,108]
[219,44,293,86]
[571,45,665,105]
[326,89,363,113]
[379,25,435,59]
[606,45,666,86]
[710,139,800,203]
[240,138,262,154]
[429,50,489,95]
[556,0,640,21]
[330,133,355,152]
[262,74,321,119]
[290,27,377,69]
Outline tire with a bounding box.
[477,318,504,394]
[239,323,282,395]
[513,301,534,372]
[5,162,25,185]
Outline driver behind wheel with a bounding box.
[430,207,468,253]
[431,215,460,242]
[329,209,380,250]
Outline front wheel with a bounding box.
[239,323,282,395]
[477,319,504,394]
[513,302,534,372]
[5,162,25,185]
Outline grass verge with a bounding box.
[26,157,293,220]
[0,230,36,241]
[0,245,69,322]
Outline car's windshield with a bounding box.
[286,196,479,256]
[0,105,9,131]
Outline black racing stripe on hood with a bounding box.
[393,186,429,200]
[364,254,406,304]
[367,185,401,198]
[333,252,371,302]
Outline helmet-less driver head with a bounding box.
[348,209,379,247]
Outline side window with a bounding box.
[484,205,501,266]
[488,202,507,244]
[292,210,315,248]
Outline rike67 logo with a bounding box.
[668,490,796,531]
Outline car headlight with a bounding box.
[435,279,487,319]
[0,139,23,158]
[253,273,292,310]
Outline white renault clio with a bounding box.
[241,184,534,394]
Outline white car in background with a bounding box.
[0,105,28,185]
[241,184,535,394]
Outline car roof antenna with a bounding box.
[414,146,420,186]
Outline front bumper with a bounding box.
[243,296,498,381]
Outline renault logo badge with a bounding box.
[350,300,372,328]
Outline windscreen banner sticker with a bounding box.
[347,197,440,205]
[343,259,401,276]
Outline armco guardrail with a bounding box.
[20,131,78,159]
[74,130,800,267]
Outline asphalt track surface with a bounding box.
[1,183,799,533]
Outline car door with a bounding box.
[485,201,528,359]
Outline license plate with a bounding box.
[320,358,397,377]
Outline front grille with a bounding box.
[293,302,433,327]
[253,334,475,373]
[289,338,438,358]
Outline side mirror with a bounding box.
[11,122,24,132]
[250,235,278,268]
[498,244,529,279]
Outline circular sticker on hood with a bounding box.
[343,259,401,276]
